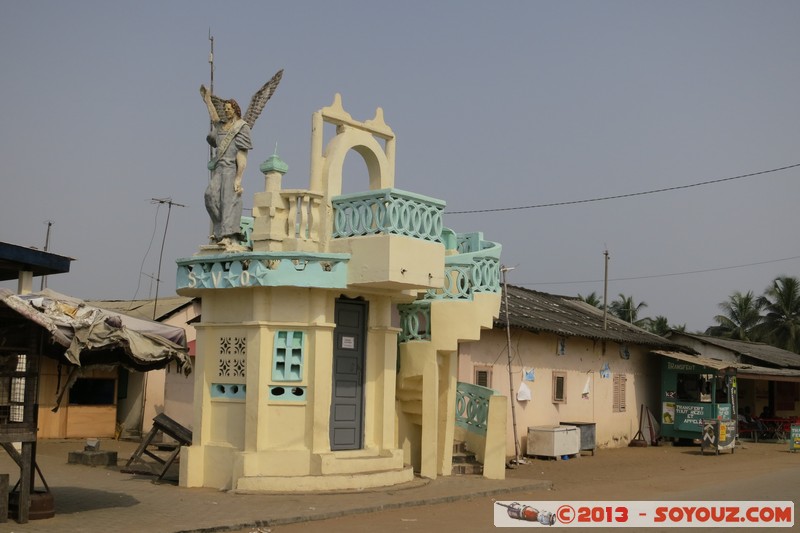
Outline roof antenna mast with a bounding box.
[40,220,54,290]
[150,198,186,319]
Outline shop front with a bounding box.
[656,352,737,441]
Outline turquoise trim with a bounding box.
[455,382,498,436]
[176,252,350,290]
[398,301,431,342]
[332,188,445,242]
[425,233,502,300]
[269,385,306,402]
[260,152,288,175]
[240,216,254,249]
[211,383,246,401]
[273,331,304,381]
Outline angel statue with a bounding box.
[200,69,283,250]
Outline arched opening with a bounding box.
[341,150,372,196]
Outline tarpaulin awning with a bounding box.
[0,288,191,374]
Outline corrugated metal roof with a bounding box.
[652,350,741,371]
[653,350,800,380]
[496,285,694,352]
[668,332,800,369]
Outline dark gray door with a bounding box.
[330,298,367,450]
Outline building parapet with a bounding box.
[332,188,445,242]
[176,252,349,290]
[425,233,502,300]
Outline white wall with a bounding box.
[459,328,660,455]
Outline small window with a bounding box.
[69,378,116,406]
[474,367,492,388]
[273,331,304,382]
[552,371,567,403]
[613,374,627,412]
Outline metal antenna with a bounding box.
[208,28,215,165]
[208,28,214,95]
[603,249,610,330]
[207,30,216,239]
[40,220,54,290]
[150,198,186,319]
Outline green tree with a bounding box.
[757,276,800,353]
[577,291,603,309]
[647,315,670,336]
[609,294,650,327]
[705,290,764,341]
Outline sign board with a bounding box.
[701,419,736,455]
[790,424,800,452]
[675,403,713,432]
[340,336,355,350]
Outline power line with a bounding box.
[521,254,800,287]
[446,162,800,215]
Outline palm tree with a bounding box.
[757,276,800,353]
[609,293,649,327]
[705,290,764,341]
[647,315,671,336]
[577,291,603,309]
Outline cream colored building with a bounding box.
[458,285,689,456]
[176,95,505,492]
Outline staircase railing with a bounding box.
[455,382,497,436]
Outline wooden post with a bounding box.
[0,473,8,523]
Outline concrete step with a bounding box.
[451,440,483,475]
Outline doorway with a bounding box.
[330,298,367,450]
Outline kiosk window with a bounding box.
[69,378,116,405]
[676,373,715,403]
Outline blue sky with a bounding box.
[1,1,798,331]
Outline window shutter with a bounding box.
[613,374,627,412]
[474,367,492,388]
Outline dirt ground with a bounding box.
[503,439,798,500]
[265,439,800,533]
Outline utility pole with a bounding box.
[501,265,521,467]
[40,221,53,290]
[150,198,186,319]
[603,249,610,330]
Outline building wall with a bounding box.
[161,301,199,432]
[181,286,406,491]
[458,328,659,456]
[37,357,117,439]
[667,334,737,362]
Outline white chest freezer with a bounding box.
[527,425,580,457]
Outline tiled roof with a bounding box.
[495,285,694,352]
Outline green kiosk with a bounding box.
[659,353,737,446]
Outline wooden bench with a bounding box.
[122,413,192,482]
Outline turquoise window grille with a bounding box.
[273,331,304,381]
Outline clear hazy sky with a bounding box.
[1,1,798,332]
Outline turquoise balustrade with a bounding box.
[397,232,501,341]
[455,382,498,436]
[332,188,445,242]
[425,232,502,300]
[398,301,431,342]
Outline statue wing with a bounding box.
[209,94,227,123]
[243,69,284,129]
